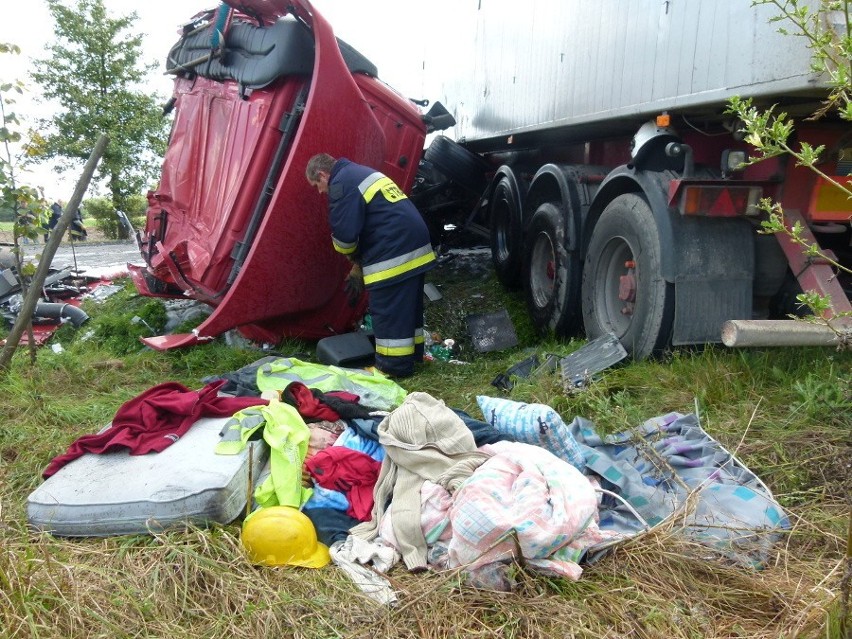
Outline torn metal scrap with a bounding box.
[491,351,560,391]
[560,332,628,391]
[0,266,117,347]
[423,282,443,302]
[82,284,123,303]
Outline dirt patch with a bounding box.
[423,247,535,353]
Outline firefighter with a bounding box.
[46,201,62,242]
[70,207,87,241]
[306,153,436,378]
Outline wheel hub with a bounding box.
[530,233,556,308]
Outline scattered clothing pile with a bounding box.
[34,356,791,601]
[568,411,791,567]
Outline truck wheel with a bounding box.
[489,175,525,289]
[581,193,673,359]
[523,201,582,336]
[424,136,489,193]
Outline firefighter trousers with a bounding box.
[368,274,425,378]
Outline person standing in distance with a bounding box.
[306,153,436,378]
[46,200,63,242]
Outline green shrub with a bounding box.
[83,194,148,240]
[83,197,122,239]
[61,278,169,355]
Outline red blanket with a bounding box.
[43,380,267,478]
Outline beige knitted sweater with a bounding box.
[350,392,490,570]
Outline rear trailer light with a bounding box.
[808,175,852,222]
[721,149,748,175]
[677,185,762,217]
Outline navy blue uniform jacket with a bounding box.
[328,158,435,289]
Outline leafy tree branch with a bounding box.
[726,1,852,348]
[0,42,51,366]
[29,0,169,217]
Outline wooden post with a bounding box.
[0,134,109,374]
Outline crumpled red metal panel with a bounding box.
[134,0,427,349]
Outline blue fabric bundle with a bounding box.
[476,395,585,470]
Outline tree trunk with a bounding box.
[0,134,108,374]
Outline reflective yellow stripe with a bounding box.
[358,172,384,204]
[363,244,435,285]
[265,370,332,386]
[414,329,425,345]
[332,235,358,255]
[364,251,435,285]
[359,173,408,204]
[362,176,393,203]
[375,337,415,356]
[376,345,415,356]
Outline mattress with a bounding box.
[27,417,269,537]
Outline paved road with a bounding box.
[50,240,141,278]
[45,240,495,285]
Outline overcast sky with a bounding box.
[0,0,449,200]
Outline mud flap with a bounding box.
[672,217,754,345]
[491,351,560,391]
[466,309,519,353]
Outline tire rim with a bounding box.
[595,236,635,337]
[529,230,556,308]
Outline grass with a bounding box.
[0,252,850,638]
[0,215,108,245]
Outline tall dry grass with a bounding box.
[0,271,849,638]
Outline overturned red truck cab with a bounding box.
[128,0,452,350]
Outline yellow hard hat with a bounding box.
[241,506,330,569]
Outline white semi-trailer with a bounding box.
[412,0,851,357]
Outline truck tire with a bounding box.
[581,193,673,359]
[489,174,525,289]
[424,136,489,193]
[523,201,582,336]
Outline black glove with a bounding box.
[343,263,364,307]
